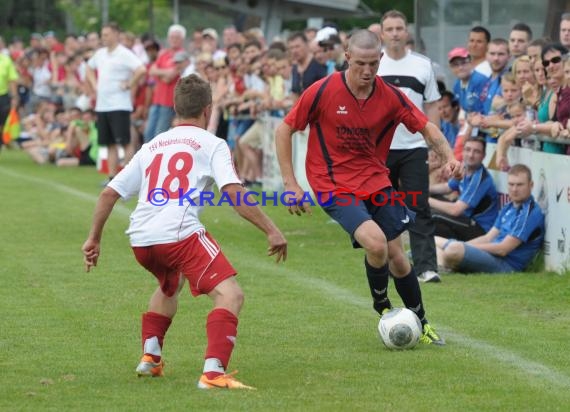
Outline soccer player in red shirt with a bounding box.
[82,74,287,389]
[276,29,461,345]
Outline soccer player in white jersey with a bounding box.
[377,10,444,283]
[82,74,287,390]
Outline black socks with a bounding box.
[364,257,392,315]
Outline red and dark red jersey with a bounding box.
[284,71,428,194]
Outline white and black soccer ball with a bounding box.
[378,308,422,350]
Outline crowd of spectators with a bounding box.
[1,15,567,168]
[1,10,569,274]
[0,23,343,185]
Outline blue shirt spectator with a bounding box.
[448,165,498,231]
[481,72,505,115]
[436,164,545,274]
[438,90,460,148]
[452,70,489,114]
[480,39,511,115]
[491,195,544,271]
[441,120,459,148]
[448,47,489,114]
[429,137,498,241]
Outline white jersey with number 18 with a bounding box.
[108,125,242,247]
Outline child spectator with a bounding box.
[495,102,533,171]
[469,73,522,141]
[56,109,98,167]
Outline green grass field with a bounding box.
[1,149,569,411]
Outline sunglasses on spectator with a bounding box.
[450,59,470,68]
[542,56,562,67]
[215,65,227,70]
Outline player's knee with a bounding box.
[389,250,409,274]
[225,282,244,314]
[355,223,388,260]
[233,286,245,309]
[444,242,464,264]
[365,241,388,262]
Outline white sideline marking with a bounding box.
[0,166,132,217]
[4,166,568,390]
[247,260,570,390]
[443,330,570,389]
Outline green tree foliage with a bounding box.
[341,0,414,29]
[1,0,413,44]
[56,0,172,35]
[284,0,413,32]
[57,0,99,33]
[0,0,65,41]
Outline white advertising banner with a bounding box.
[292,128,310,192]
[261,116,310,193]
[486,146,570,273]
[261,116,284,193]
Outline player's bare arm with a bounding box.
[429,182,452,196]
[223,183,288,263]
[85,65,98,97]
[122,65,147,91]
[149,65,177,83]
[275,121,312,216]
[466,227,499,246]
[82,187,121,272]
[468,235,522,257]
[424,100,440,125]
[421,122,462,179]
[429,197,469,216]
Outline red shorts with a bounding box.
[132,229,236,297]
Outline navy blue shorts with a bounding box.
[320,187,416,248]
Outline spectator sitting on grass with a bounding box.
[436,164,544,274]
[56,109,98,167]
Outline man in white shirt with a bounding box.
[82,74,287,389]
[377,10,444,283]
[469,25,493,78]
[86,22,146,183]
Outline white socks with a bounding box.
[203,358,225,374]
[143,336,161,357]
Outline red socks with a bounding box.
[141,308,238,376]
[141,312,172,362]
[204,308,238,377]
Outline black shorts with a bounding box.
[96,111,131,146]
[433,212,486,241]
[0,94,10,130]
[321,187,416,248]
[79,145,96,166]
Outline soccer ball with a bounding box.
[378,308,422,350]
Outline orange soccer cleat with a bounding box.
[135,355,164,377]
[197,371,256,390]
